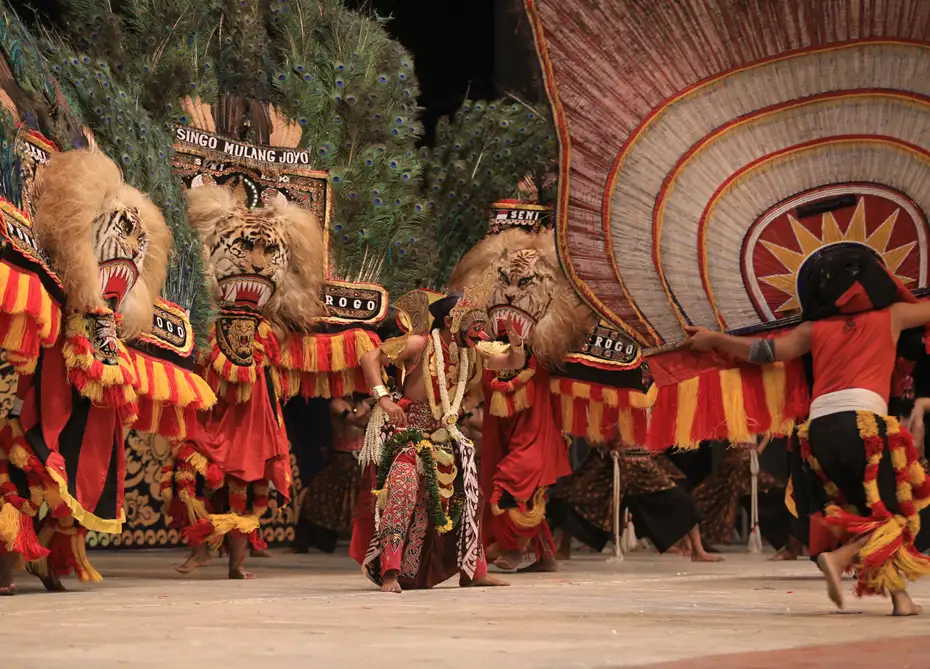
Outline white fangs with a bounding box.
[98,262,138,303]
[489,306,535,338]
[218,276,274,309]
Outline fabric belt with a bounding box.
[809,388,887,421]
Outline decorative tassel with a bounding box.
[182,513,262,550]
[62,311,139,425]
[620,510,639,554]
[0,502,49,563]
[747,449,763,553]
[38,521,102,583]
[607,450,623,563]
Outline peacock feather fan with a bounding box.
[426,97,558,287]
[0,4,84,147]
[268,0,434,293]
[60,0,219,127]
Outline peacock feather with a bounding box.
[0,105,21,207]
[39,35,213,348]
[425,97,558,287]
[55,0,435,295]
[60,0,218,127]
[268,0,434,293]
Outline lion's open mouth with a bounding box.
[98,259,139,307]
[218,274,275,310]
[489,305,537,339]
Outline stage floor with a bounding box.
[3,548,929,668]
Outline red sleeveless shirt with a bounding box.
[809,307,895,403]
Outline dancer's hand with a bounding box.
[684,325,718,351]
[379,397,407,427]
[908,398,930,456]
[503,318,524,349]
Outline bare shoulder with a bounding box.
[404,334,427,352]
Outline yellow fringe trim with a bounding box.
[0,502,22,552]
[44,465,125,534]
[631,383,658,409]
[200,513,262,549]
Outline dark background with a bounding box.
[9,0,542,144]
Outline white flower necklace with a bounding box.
[431,328,469,426]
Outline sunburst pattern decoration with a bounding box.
[526,0,930,348]
[746,187,926,321]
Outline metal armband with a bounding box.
[748,338,775,364]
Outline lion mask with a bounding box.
[448,228,596,367]
[186,184,326,336]
[32,149,171,338]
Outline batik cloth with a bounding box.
[357,401,487,588]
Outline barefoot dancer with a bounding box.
[297,394,371,553]
[549,439,722,562]
[687,243,930,615]
[167,183,354,580]
[354,281,517,593]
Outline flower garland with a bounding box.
[373,428,464,534]
[426,329,469,426]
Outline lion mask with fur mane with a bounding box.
[186,184,326,337]
[32,149,171,339]
[448,228,596,367]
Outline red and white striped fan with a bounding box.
[526,0,930,447]
[526,0,930,349]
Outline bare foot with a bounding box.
[517,555,559,573]
[816,552,844,609]
[0,553,16,595]
[770,550,799,561]
[250,548,271,558]
[891,590,922,616]
[227,534,256,580]
[26,563,66,592]
[381,570,402,593]
[175,544,213,574]
[691,550,725,562]
[771,537,804,561]
[493,550,525,571]
[460,573,510,587]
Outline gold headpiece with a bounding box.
[394,289,443,336]
[450,269,494,334]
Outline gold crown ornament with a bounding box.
[449,268,494,335]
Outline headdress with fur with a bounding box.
[32,148,171,338]
[186,184,326,337]
[448,228,595,366]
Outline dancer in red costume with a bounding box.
[448,228,591,572]
[687,243,930,615]
[169,183,328,580]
